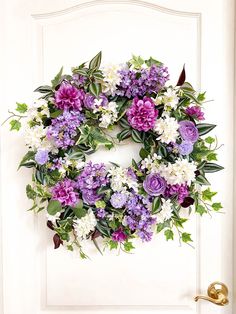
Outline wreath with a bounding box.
[6,52,224,258]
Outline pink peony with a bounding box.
[126,97,158,131]
[51,178,79,207]
[55,82,85,111]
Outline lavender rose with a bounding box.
[179,120,199,143]
[143,173,166,196]
[126,97,158,131]
[55,82,85,111]
[178,141,193,155]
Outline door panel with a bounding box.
[0,1,234,314]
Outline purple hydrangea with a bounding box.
[143,173,166,196]
[84,93,95,109]
[96,208,106,219]
[112,228,127,242]
[55,82,85,111]
[124,193,156,242]
[179,120,199,143]
[185,105,205,121]
[178,141,193,155]
[47,111,84,149]
[51,178,79,207]
[164,183,189,204]
[76,162,109,205]
[110,192,127,208]
[35,150,49,165]
[117,64,169,98]
[126,97,158,131]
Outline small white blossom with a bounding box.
[154,116,179,144]
[102,64,121,96]
[141,153,162,173]
[73,209,97,240]
[156,199,173,223]
[75,159,85,170]
[163,88,179,110]
[108,166,138,192]
[46,212,61,224]
[24,124,47,149]
[99,101,118,128]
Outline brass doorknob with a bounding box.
[194,282,229,306]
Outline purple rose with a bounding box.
[55,82,85,111]
[126,97,158,132]
[179,120,199,143]
[112,227,127,242]
[143,173,166,196]
[35,150,49,165]
[178,141,193,155]
[51,178,79,207]
[185,105,205,121]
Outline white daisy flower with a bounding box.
[154,116,179,144]
[73,209,97,240]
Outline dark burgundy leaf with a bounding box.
[47,220,54,231]
[176,65,186,86]
[181,197,194,208]
[195,170,201,177]
[91,229,101,240]
[53,234,63,249]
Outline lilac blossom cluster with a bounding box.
[116,64,169,98]
[164,184,189,204]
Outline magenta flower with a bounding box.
[126,97,158,131]
[165,184,189,204]
[51,178,79,207]
[55,82,85,111]
[143,173,166,196]
[112,228,127,242]
[185,105,205,121]
[179,120,199,143]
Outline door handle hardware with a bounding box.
[194,281,229,306]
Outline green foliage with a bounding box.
[26,184,37,200]
[164,229,174,241]
[10,119,21,131]
[47,200,62,215]
[51,67,63,89]
[196,123,216,136]
[152,197,161,214]
[129,55,145,69]
[89,51,102,70]
[72,200,86,218]
[16,102,27,113]
[123,241,135,252]
[196,205,207,216]
[181,232,193,243]
[212,202,223,211]
[108,240,118,250]
[202,188,217,201]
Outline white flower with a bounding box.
[156,199,173,223]
[102,64,121,96]
[108,166,138,192]
[154,116,179,144]
[141,153,162,172]
[24,124,47,149]
[99,113,113,128]
[163,88,179,110]
[26,99,50,123]
[75,159,85,170]
[159,158,197,185]
[46,212,61,224]
[73,209,97,240]
[99,101,118,128]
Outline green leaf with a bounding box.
[197,92,206,102]
[173,217,188,228]
[164,229,174,241]
[10,119,21,131]
[212,202,223,211]
[131,130,143,143]
[67,148,84,160]
[96,221,111,237]
[156,223,165,233]
[196,204,207,216]
[129,55,144,69]
[202,188,217,201]
[35,170,46,185]
[203,162,224,173]
[47,200,62,215]
[157,144,167,158]
[50,110,63,118]
[152,197,161,214]
[89,82,101,97]
[18,151,35,169]
[196,174,210,185]
[145,57,162,67]
[182,232,193,243]
[124,241,135,252]
[51,67,63,88]
[117,129,131,141]
[109,240,118,250]
[72,200,86,218]
[34,85,52,93]
[196,123,216,136]
[16,102,27,113]
[90,126,113,149]
[207,152,217,161]
[205,136,215,144]
[97,185,111,195]
[119,118,130,129]
[89,51,102,70]
[26,184,37,200]
[139,147,149,159]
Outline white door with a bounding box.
[0,0,234,314]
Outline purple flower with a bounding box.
[117,65,169,98]
[84,93,95,109]
[35,150,49,165]
[96,208,106,219]
[179,120,199,143]
[47,111,84,149]
[178,141,193,155]
[51,178,79,207]
[55,82,85,111]
[185,106,205,121]
[164,184,189,204]
[126,97,158,131]
[82,189,101,205]
[143,173,166,196]
[112,228,127,242]
[110,192,127,208]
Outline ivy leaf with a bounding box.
[205,136,215,144]
[156,223,165,233]
[47,200,62,215]
[164,229,174,241]
[176,65,186,86]
[89,82,102,97]
[145,57,162,67]
[202,188,217,201]
[182,232,193,243]
[196,205,207,215]
[207,152,217,161]
[212,202,223,211]
[16,102,27,113]
[129,55,144,69]
[152,197,161,214]
[89,51,102,70]
[10,119,21,131]
[197,92,206,102]
[196,123,216,136]
[26,184,37,200]
[72,200,86,218]
[51,67,63,89]
[124,241,135,252]
[108,240,118,250]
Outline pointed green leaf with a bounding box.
[203,162,224,173]
[196,205,207,216]
[16,102,27,113]
[152,197,161,214]
[10,119,21,131]
[202,188,217,201]
[89,82,101,97]
[164,229,174,241]
[212,202,223,211]
[182,232,193,243]
[89,51,102,70]
[196,123,216,136]
[51,67,63,88]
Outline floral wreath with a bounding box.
[6,52,224,258]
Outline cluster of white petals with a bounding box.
[102,64,121,96]
[154,116,179,144]
[156,199,173,223]
[73,209,97,239]
[108,166,138,192]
